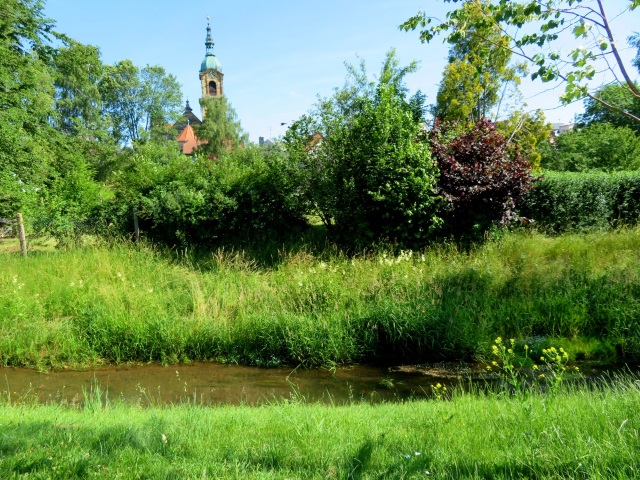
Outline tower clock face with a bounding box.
[207,72,216,79]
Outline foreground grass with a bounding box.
[1,379,639,479]
[1,228,640,368]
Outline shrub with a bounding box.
[430,118,538,238]
[519,171,640,232]
[108,144,306,247]
[284,51,443,248]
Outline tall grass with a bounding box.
[1,377,639,478]
[1,228,640,368]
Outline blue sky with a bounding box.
[44,0,639,142]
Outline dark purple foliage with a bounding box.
[430,118,538,236]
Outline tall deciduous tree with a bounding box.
[50,38,104,134]
[578,83,640,135]
[431,0,523,122]
[402,0,640,125]
[496,109,552,170]
[195,96,247,158]
[0,0,57,216]
[100,61,182,145]
[540,123,640,172]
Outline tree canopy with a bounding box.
[402,0,640,125]
[578,83,640,135]
[541,123,640,172]
[100,61,182,145]
[195,96,248,158]
[431,0,523,122]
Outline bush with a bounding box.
[284,51,443,248]
[519,171,640,232]
[108,143,306,247]
[430,118,537,238]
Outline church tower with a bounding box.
[199,19,223,118]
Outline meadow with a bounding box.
[1,227,640,369]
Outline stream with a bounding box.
[0,361,628,406]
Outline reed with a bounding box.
[1,228,639,368]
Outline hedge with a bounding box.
[518,171,640,232]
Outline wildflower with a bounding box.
[161,434,167,444]
[414,452,421,456]
[404,454,411,459]
[148,289,153,293]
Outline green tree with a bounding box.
[402,0,640,125]
[285,50,443,247]
[195,96,248,158]
[541,123,640,172]
[141,65,183,135]
[48,38,121,181]
[50,38,104,134]
[578,83,640,135]
[100,61,182,145]
[496,109,552,170]
[0,0,57,216]
[431,0,523,122]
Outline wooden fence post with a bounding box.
[133,207,140,242]
[17,213,27,256]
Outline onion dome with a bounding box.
[200,22,222,73]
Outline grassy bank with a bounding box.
[1,228,640,368]
[1,378,639,479]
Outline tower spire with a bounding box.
[205,17,214,55]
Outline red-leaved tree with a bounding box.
[430,118,538,238]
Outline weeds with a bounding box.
[487,337,580,395]
[1,229,639,368]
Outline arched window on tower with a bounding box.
[209,81,217,96]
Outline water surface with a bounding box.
[0,361,626,406]
[0,362,479,406]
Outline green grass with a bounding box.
[1,377,639,479]
[1,228,640,369]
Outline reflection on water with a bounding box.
[0,361,628,406]
[0,362,477,406]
